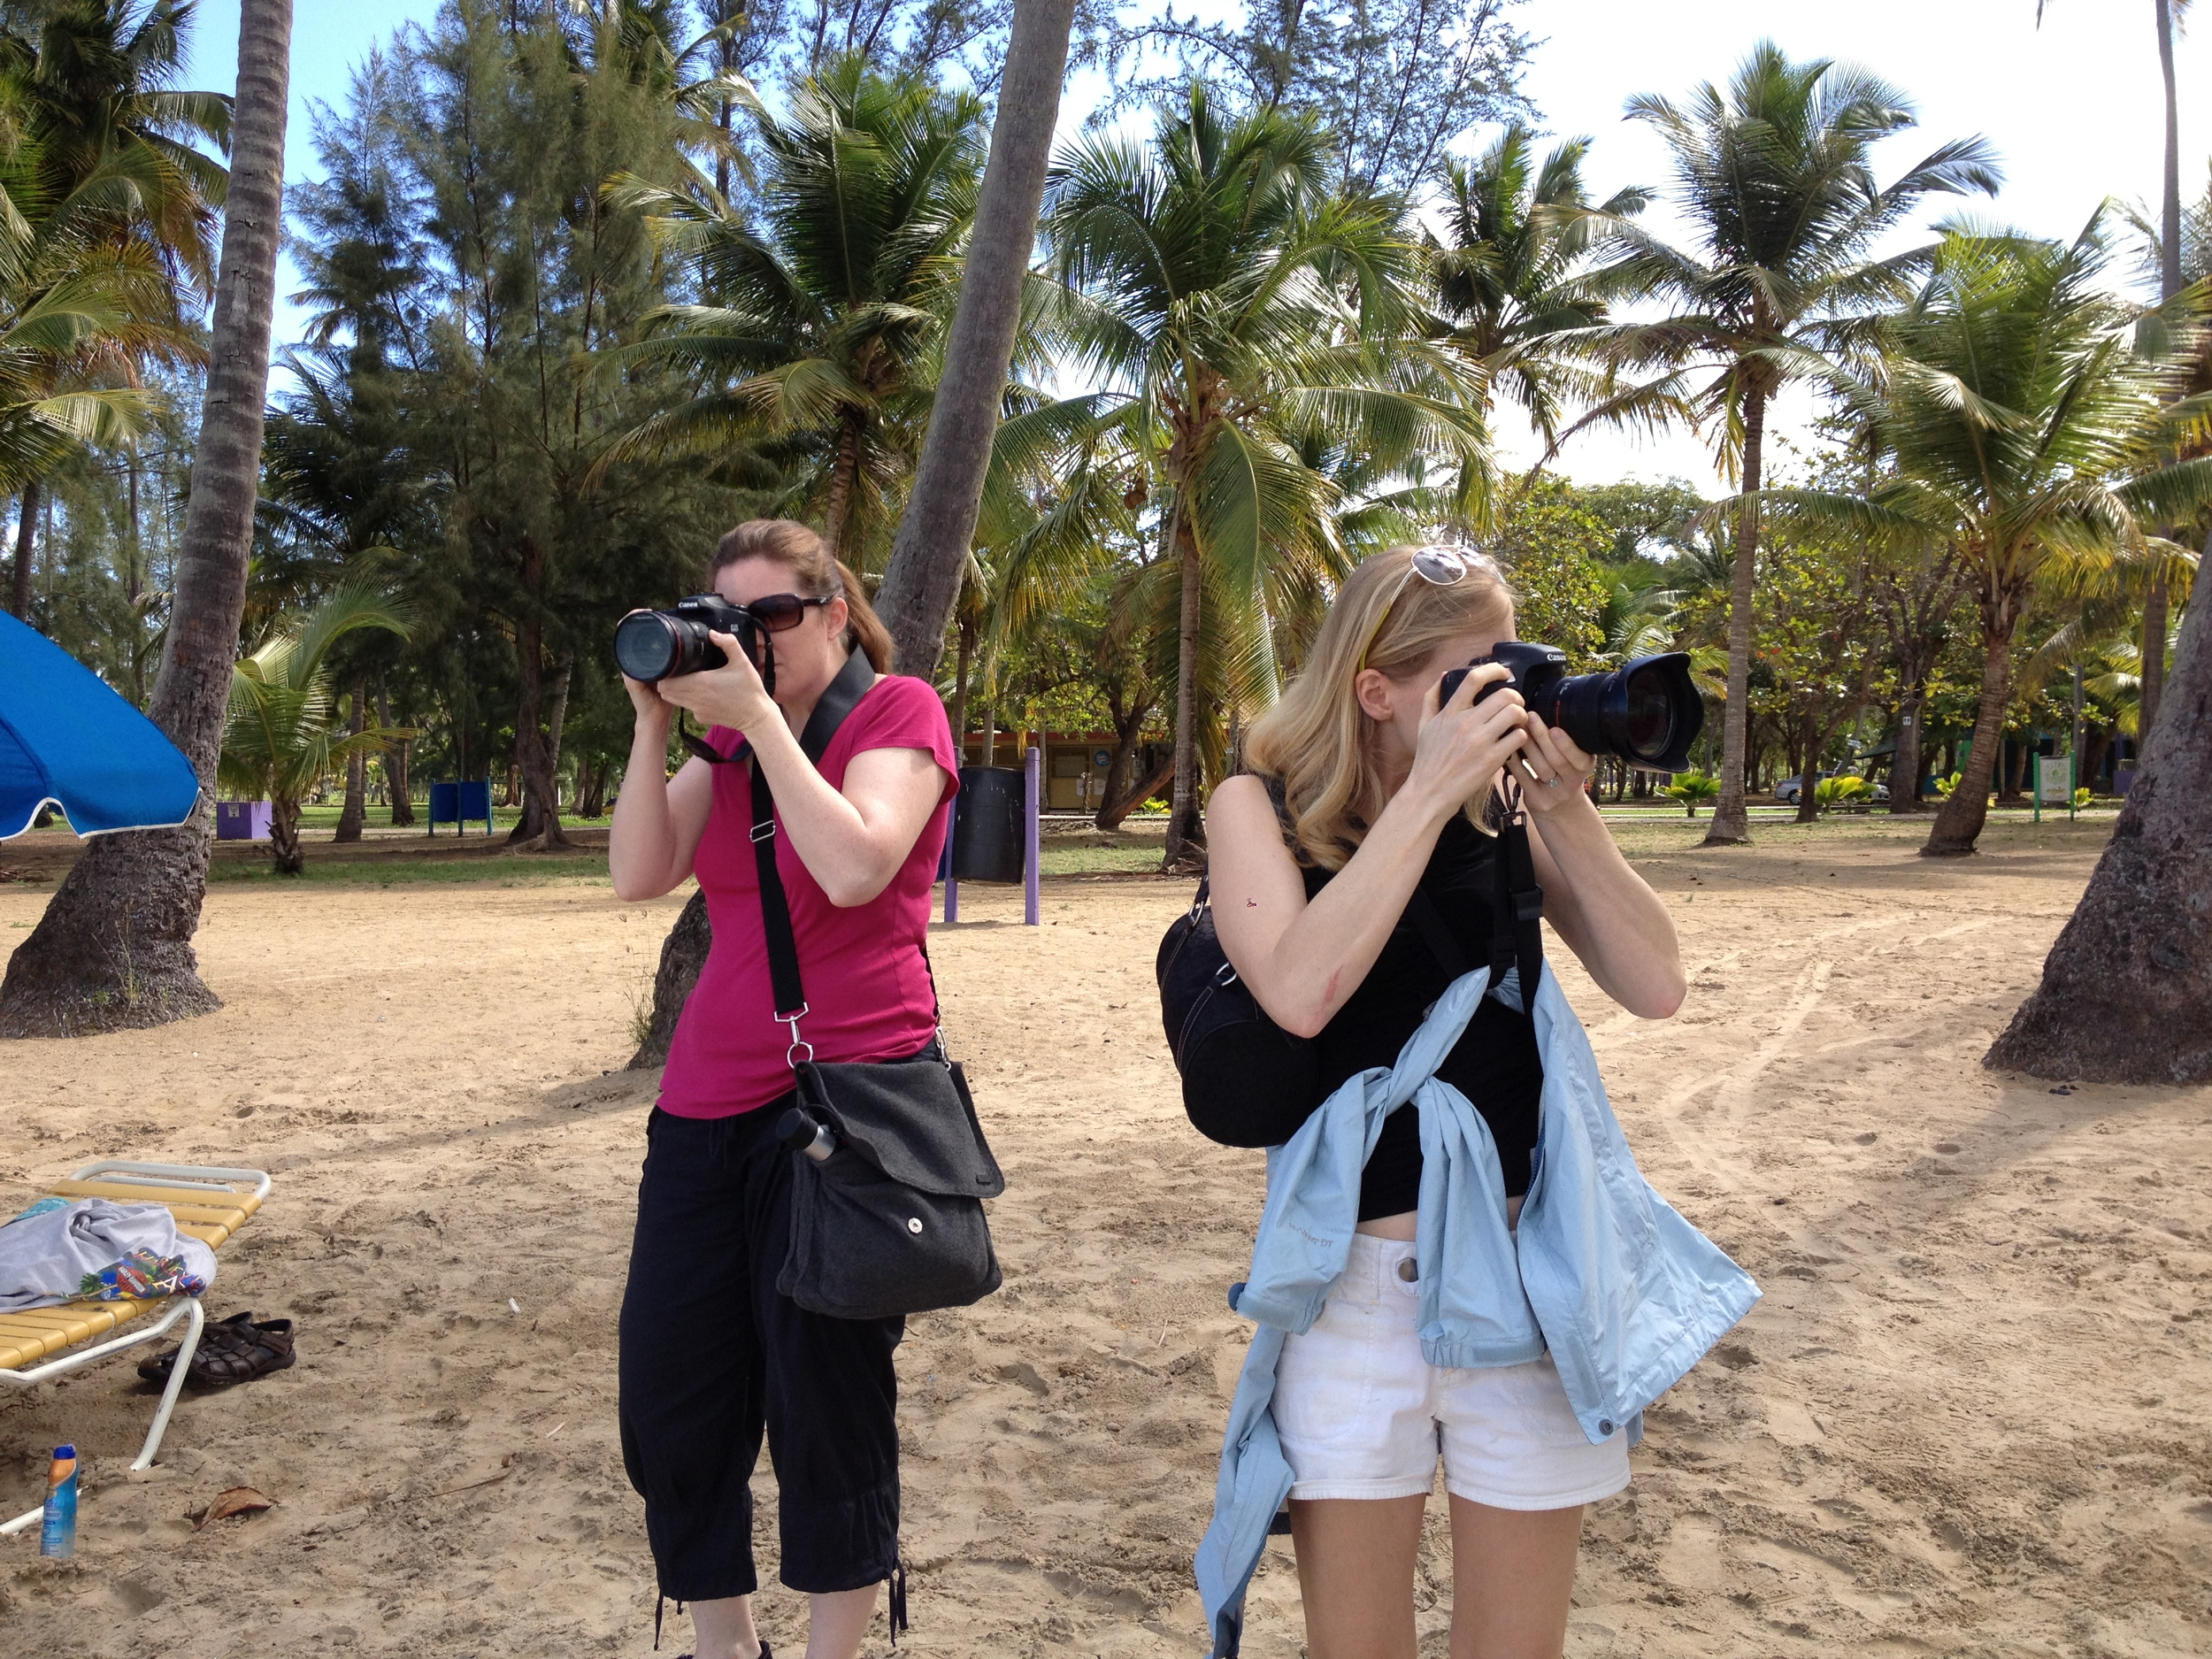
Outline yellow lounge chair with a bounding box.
[0,1160,273,1537]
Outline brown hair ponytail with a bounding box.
[709,519,895,672]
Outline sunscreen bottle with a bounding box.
[38,1444,76,1558]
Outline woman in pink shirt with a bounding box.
[610,519,957,1659]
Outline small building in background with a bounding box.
[956,732,1170,815]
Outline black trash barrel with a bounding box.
[949,764,1026,882]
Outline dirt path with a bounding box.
[1,819,2207,1656]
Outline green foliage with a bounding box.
[1659,770,1720,816]
[1493,480,1608,664]
[602,57,990,568]
[1813,774,1874,810]
[1934,770,1963,800]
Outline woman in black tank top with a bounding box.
[1202,545,1686,1659]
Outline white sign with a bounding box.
[2036,758,2072,803]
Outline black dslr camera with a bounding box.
[614,595,772,691]
[1439,641,1704,773]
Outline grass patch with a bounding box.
[209,853,611,887]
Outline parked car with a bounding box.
[1774,770,1888,805]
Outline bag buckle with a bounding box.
[778,1004,813,1068]
[750,818,776,843]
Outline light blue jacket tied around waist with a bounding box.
[1193,964,1761,1658]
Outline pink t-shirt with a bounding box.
[657,673,958,1118]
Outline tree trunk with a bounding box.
[1094,704,1150,829]
[269,795,305,876]
[1163,507,1205,870]
[1985,517,2212,1081]
[1704,385,1766,845]
[1924,615,2013,856]
[9,480,40,621]
[1793,709,1822,824]
[384,688,416,826]
[948,617,974,752]
[1098,750,1171,831]
[1889,691,1927,812]
[334,680,369,842]
[822,410,861,565]
[873,0,1079,679]
[2158,0,2185,303]
[507,610,569,849]
[546,656,573,805]
[629,887,712,1070]
[0,1,292,1039]
[2140,571,2169,749]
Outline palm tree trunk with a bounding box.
[1163,503,1205,870]
[9,480,40,620]
[823,411,861,565]
[872,0,1079,678]
[269,796,305,876]
[0,0,293,1039]
[1986,515,2212,1080]
[1924,611,2013,856]
[2140,571,2170,746]
[1889,689,1928,812]
[334,680,369,842]
[384,687,416,826]
[1793,709,1823,824]
[2158,0,2185,302]
[948,618,975,754]
[1705,384,1766,845]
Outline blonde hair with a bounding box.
[710,518,894,672]
[1243,544,1516,870]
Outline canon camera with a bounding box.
[613,594,771,691]
[1439,641,1704,773]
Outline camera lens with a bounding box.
[615,611,681,683]
[1623,664,1674,760]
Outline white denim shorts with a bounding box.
[1272,1233,1632,1509]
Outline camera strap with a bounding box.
[741,649,885,1061]
[1488,808,1546,1019]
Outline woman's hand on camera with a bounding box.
[1406,663,1529,817]
[1514,712,1596,814]
[623,672,674,729]
[652,630,780,735]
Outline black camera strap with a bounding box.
[741,649,890,1054]
[1489,805,1546,1019]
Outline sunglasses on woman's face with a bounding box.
[741,591,837,631]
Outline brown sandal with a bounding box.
[138,1309,254,1383]
[188,1316,296,1386]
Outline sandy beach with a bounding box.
[2,816,2208,1657]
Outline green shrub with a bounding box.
[1658,771,1721,818]
[1813,775,1874,811]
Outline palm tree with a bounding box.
[1753,219,2212,856]
[603,58,987,569]
[1028,85,1489,865]
[219,583,411,873]
[0,0,291,1039]
[1429,123,1650,461]
[874,0,1078,677]
[1604,41,2000,845]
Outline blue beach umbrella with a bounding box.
[0,613,200,838]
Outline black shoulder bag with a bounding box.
[1158,777,1543,1144]
[729,651,1006,1322]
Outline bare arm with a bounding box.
[742,714,945,908]
[1209,666,1531,1039]
[654,634,946,909]
[608,680,715,902]
[1516,716,1686,1018]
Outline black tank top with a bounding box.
[1302,814,1545,1217]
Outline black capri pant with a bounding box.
[618,1103,903,1600]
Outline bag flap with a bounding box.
[801,1056,1006,1197]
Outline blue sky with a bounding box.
[186,1,2212,490]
